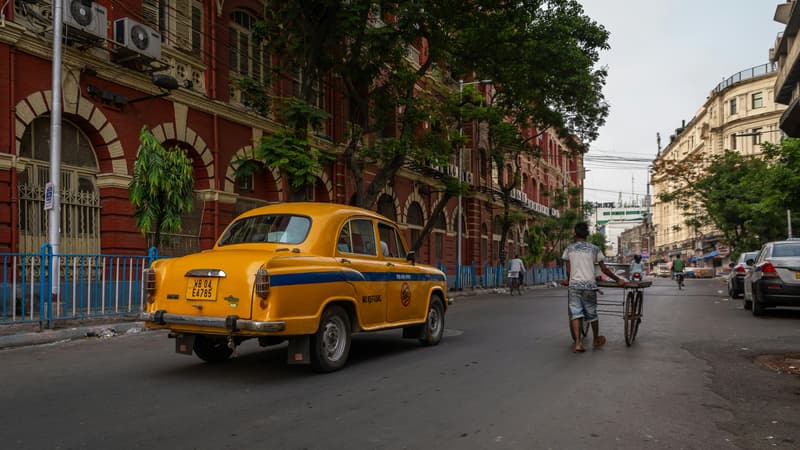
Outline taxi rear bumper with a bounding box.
[139,311,286,332]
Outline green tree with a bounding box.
[129,127,195,251]
[588,232,607,255]
[528,187,583,262]
[657,139,800,254]
[254,2,608,233]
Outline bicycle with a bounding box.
[508,271,522,295]
[674,271,685,290]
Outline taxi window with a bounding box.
[378,222,407,259]
[218,214,311,245]
[337,222,352,253]
[349,219,377,256]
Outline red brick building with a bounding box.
[0,0,583,272]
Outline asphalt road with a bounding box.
[1,277,799,450]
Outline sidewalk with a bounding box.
[0,283,557,350]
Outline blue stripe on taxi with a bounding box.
[270,271,446,286]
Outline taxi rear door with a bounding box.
[337,219,387,327]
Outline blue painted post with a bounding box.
[39,243,52,329]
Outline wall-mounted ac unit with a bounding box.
[114,17,161,60]
[63,0,107,40]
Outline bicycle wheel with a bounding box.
[624,290,636,346]
[630,290,644,344]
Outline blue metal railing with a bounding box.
[1,245,160,329]
[438,262,565,290]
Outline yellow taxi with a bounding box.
[140,202,449,372]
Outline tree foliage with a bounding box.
[656,139,800,253]
[527,188,583,263]
[254,1,608,205]
[129,126,195,251]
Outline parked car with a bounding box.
[743,239,800,315]
[726,250,759,298]
[656,264,671,278]
[140,202,449,372]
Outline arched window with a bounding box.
[433,209,446,261]
[18,116,100,254]
[406,202,424,250]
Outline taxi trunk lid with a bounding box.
[155,249,270,320]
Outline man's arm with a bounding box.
[560,260,571,286]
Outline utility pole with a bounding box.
[48,0,64,294]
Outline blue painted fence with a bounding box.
[1,244,160,329]
[437,262,565,290]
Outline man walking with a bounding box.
[508,254,526,294]
[561,222,625,353]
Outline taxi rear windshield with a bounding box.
[218,214,311,245]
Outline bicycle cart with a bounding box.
[596,280,652,346]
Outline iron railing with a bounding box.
[712,63,777,95]
[0,245,160,328]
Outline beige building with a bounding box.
[772,1,800,136]
[651,65,786,265]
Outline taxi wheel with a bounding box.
[193,335,233,363]
[311,305,351,373]
[419,297,445,346]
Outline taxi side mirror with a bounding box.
[406,251,416,265]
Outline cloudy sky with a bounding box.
[578,0,785,205]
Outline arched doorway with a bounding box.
[18,117,100,254]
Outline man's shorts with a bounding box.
[567,288,598,322]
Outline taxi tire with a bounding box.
[310,305,351,373]
[419,297,445,346]
[193,335,233,363]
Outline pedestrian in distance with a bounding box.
[560,222,625,353]
[672,254,686,288]
[508,254,526,295]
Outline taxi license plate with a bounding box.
[186,278,219,301]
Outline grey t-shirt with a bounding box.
[562,241,604,289]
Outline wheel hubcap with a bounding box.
[322,317,346,360]
[428,308,441,336]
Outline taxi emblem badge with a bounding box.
[224,295,239,307]
[400,282,411,307]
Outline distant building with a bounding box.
[772,1,800,136]
[651,64,785,266]
[588,202,648,258]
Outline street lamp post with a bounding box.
[457,79,490,289]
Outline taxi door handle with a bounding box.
[386,262,395,267]
[340,258,351,264]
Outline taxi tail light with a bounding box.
[255,268,270,299]
[761,262,779,279]
[735,266,746,273]
[143,268,156,295]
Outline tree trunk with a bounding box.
[411,192,453,252]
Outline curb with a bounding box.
[0,321,148,350]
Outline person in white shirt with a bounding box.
[560,222,625,353]
[508,255,526,293]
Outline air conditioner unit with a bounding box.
[63,0,107,41]
[114,17,161,60]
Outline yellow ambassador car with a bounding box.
[140,202,449,372]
